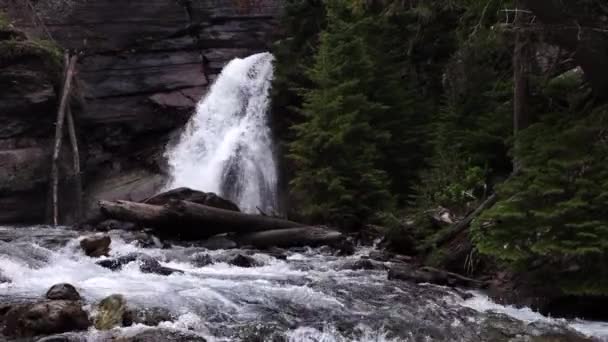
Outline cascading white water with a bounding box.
[165,52,278,213]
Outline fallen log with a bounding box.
[98,199,305,239]
[234,226,343,249]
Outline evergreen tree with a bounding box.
[288,0,394,228]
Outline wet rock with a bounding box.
[229,254,258,268]
[368,250,393,262]
[345,259,378,271]
[197,236,238,250]
[80,234,111,257]
[191,253,213,267]
[46,283,81,301]
[96,219,137,231]
[388,265,483,288]
[0,271,10,284]
[97,253,183,275]
[430,206,455,228]
[334,239,356,256]
[265,247,288,260]
[36,332,84,342]
[3,300,90,337]
[95,294,127,330]
[144,187,240,212]
[115,328,207,341]
[123,307,173,326]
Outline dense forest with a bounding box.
[272,0,608,298]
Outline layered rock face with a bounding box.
[0,0,281,223]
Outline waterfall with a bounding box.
[165,52,278,214]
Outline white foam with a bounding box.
[165,52,279,214]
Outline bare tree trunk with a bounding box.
[234,226,343,248]
[66,106,83,221]
[98,200,305,239]
[512,2,531,173]
[50,53,78,226]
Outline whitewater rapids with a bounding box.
[0,226,607,341]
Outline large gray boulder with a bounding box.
[144,187,240,212]
[2,300,90,337]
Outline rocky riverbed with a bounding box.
[1,226,607,341]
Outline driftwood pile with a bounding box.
[97,188,343,249]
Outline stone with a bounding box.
[97,253,183,275]
[35,332,83,342]
[2,300,90,337]
[229,254,258,268]
[144,187,240,212]
[123,307,173,326]
[197,236,238,250]
[80,234,111,257]
[95,219,137,231]
[0,271,10,284]
[190,253,213,267]
[94,294,127,330]
[114,328,207,342]
[46,283,81,301]
[265,247,288,260]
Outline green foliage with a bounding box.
[0,38,63,69]
[288,0,394,227]
[472,106,608,293]
[271,0,326,145]
[0,11,9,29]
[415,26,513,213]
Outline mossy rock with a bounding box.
[94,294,127,330]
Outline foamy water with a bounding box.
[1,227,607,341]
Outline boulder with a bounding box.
[341,258,383,271]
[95,219,137,231]
[123,307,173,326]
[94,294,127,330]
[197,236,237,250]
[2,300,90,337]
[80,234,111,257]
[388,265,483,288]
[229,254,258,268]
[46,284,81,301]
[96,253,183,275]
[190,253,213,267]
[34,332,83,341]
[143,188,240,212]
[114,329,207,342]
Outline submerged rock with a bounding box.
[341,258,384,271]
[80,234,111,257]
[114,328,207,341]
[46,283,81,301]
[2,300,90,337]
[190,253,213,267]
[196,236,238,250]
[95,294,127,330]
[96,253,183,275]
[0,271,10,284]
[123,307,173,326]
[229,254,258,268]
[36,332,84,342]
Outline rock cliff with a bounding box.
[0,0,281,223]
